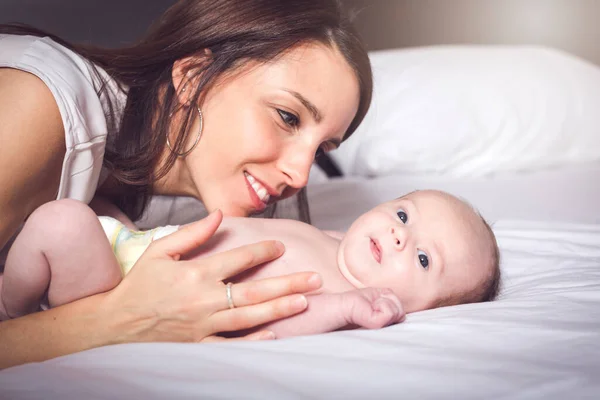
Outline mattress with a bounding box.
[1,164,599,400]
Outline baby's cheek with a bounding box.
[377,271,408,302]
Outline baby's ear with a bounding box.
[323,230,345,240]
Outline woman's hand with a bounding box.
[0,209,320,370]
[101,210,322,343]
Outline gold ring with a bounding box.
[226,282,235,309]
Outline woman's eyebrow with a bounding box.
[284,89,323,123]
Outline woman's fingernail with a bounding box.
[307,273,322,288]
[274,241,285,252]
[292,295,308,311]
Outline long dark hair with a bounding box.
[1,0,372,223]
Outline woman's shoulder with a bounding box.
[0,66,66,247]
[0,67,65,157]
[0,34,94,86]
[0,34,125,202]
[0,34,124,121]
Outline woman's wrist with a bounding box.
[44,293,122,350]
[83,290,152,346]
[97,288,173,345]
[0,293,120,369]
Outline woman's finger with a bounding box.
[227,273,322,308]
[211,294,308,333]
[147,209,223,259]
[206,240,285,281]
[200,330,276,343]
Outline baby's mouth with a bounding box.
[370,238,382,264]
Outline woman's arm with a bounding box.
[0,292,114,368]
[0,211,322,370]
[0,68,104,368]
[0,69,322,370]
[0,68,66,249]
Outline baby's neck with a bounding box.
[308,234,357,294]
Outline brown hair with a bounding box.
[435,216,501,308]
[1,0,372,222]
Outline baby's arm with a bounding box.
[261,288,405,339]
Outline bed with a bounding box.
[1,43,600,399]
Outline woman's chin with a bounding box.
[215,204,252,218]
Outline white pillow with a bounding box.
[331,45,600,177]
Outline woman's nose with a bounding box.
[390,226,408,251]
[278,149,314,189]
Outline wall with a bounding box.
[1,0,598,65]
[344,0,600,65]
[0,0,176,47]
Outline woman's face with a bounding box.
[174,43,360,217]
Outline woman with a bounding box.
[0,0,372,369]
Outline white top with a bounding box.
[0,34,126,264]
[0,34,126,203]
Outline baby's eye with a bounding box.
[418,250,429,270]
[277,109,299,128]
[396,209,408,224]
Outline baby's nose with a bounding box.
[390,227,407,251]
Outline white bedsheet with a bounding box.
[1,166,599,399]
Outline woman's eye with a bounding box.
[396,209,408,224]
[277,109,299,128]
[418,250,429,270]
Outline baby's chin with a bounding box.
[336,246,366,289]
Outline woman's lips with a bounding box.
[244,175,267,212]
[370,238,382,264]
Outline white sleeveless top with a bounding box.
[0,34,126,203]
[0,34,127,264]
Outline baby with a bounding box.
[0,190,500,338]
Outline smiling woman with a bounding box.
[180,42,360,217]
[0,0,372,369]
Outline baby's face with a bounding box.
[337,190,492,313]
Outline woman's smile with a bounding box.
[244,172,269,212]
[245,172,271,203]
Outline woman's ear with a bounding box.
[171,50,213,106]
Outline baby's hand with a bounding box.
[342,288,405,329]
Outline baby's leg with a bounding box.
[0,199,122,319]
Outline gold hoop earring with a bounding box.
[167,106,203,157]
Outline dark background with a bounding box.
[1,0,598,65]
[0,0,176,47]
